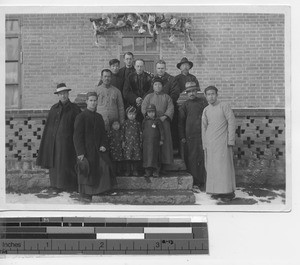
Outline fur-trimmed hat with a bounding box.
[185,82,200,92]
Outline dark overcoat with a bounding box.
[123,71,153,106]
[142,117,164,168]
[178,96,208,186]
[36,99,81,189]
[73,109,109,186]
[174,73,200,93]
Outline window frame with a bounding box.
[5,17,22,109]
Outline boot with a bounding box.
[132,161,139,176]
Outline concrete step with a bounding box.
[92,189,195,205]
[116,171,192,190]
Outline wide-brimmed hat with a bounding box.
[75,157,90,182]
[176,57,193,69]
[185,82,200,92]
[146,104,157,112]
[54,83,71,94]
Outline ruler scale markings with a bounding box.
[0,217,208,254]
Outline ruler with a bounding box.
[0,217,208,255]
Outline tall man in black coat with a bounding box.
[73,92,115,201]
[36,83,81,193]
[123,59,152,122]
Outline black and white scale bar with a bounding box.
[0,238,208,254]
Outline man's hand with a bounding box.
[159,140,164,146]
[77,155,84,161]
[99,146,106,152]
[136,97,143,106]
[160,116,167,122]
[181,138,187,144]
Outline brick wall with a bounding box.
[5,108,285,192]
[7,12,285,109]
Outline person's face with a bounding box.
[153,82,163,93]
[187,89,198,100]
[135,60,145,74]
[156,63,166,76]
[147,111,156,119]
[86,95,98,111]
[127,112,136,120]
[112,122,120,130]
[110,63,120,74]
[124,54,134,67]
[102,71,112,86]
[57,91,69,103]
[180,63,190,74]
[205,89,218,105]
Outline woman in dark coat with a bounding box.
[36,83,81,192]
[73,92,115,200]
[178,82,208,192]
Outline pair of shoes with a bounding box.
[124,171,130,176]
[132,170,139,176]
[192,185,201,193]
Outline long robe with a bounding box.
[178,96,208,186]
[141,92,174,165]
[142,116,164,168]
[73,109,115,195]
[201,101,236,194]
[95,84,125,131]
[36,99,81,191]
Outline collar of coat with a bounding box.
[53,99,72,109]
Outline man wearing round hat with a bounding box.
[36,83,81,194]
[178,82,208,193]
[175,57,200,93]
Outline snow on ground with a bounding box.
[6,187,285,205]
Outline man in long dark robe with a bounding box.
[175,57,200,93]
[119,52,135,106]
[73,92,115,202]
[123,59,152,122]
[178,82,208,193]
[36,83,81,193]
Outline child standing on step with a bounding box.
[142,104,164,179]
[122,106,142,176]
[108,120,124,176]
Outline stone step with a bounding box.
[92,189,195,205]
[116,171,192,190]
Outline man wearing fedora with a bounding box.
[175,57,200,93]
[36,83,81,194]
[178,82,208,193]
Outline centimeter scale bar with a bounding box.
[0,217,209,255]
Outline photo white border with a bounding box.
[0,4,291,212]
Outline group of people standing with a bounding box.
[36,52,236,202]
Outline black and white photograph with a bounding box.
[0,1,299,264]
[2,5,290,211]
